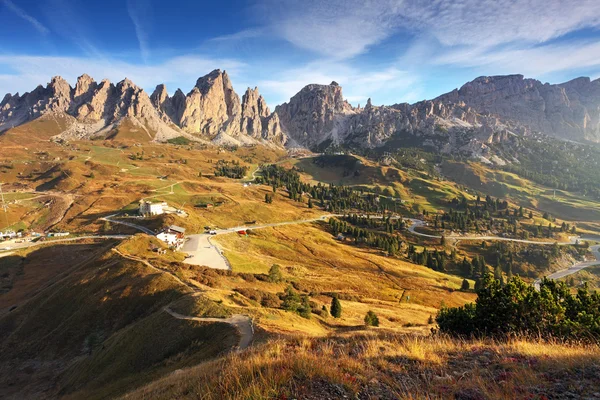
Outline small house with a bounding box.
[156,225,186,249]
[139,200,167,216]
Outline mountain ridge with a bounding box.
[2,72,599,152]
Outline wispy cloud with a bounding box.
[207,28,264,43]
[2,0,49,35]
[257,0,600,60]
[433,40,600,78]
[127,0,151,63]
[255,60,419,107]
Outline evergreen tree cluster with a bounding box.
[213,159,249,179]
[329,217,402,256]
[259,165,403,213]
[437,274,600,340]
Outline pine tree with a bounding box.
[268,264,283,283]
[282,286,301,312]
[461,279,470,291]
[330,295,342,318]
[298,295,312,319]
[364,310,379,327]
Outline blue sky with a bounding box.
[2,0,600,108]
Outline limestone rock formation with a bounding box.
[275,82,355,148]
[2,72,599,150]
[436,74,600,142]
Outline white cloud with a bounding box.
[2,0,49,35]
[434,40,600,77]
[258,0,600,59]
[255,60,419,107]
[207,28,264,43]
[127,0,151,63]
[0,55,246,96]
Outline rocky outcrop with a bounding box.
[2,72,599,149]
[0,71,288,146]
[275,81,355,148]
[436,74,600,142]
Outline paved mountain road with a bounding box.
[534,244,600,289]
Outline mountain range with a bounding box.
[2,70,599,154]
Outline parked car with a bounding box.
[209,230,217,235]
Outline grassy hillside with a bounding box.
[123,332,600,399]
[0,237,238,400]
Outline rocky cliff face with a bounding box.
[276,75,600,154]
[436,74,600,142]
[0,70,287,146]
[275,80,515,156]
[2,72,599,149]
[148,70,286,145]
[275,81,355,148]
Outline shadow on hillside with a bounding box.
[0,246,225,399]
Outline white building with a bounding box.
[156,225,186,249]
[139,200,167,216]
[0,231,16,240]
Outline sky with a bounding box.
[1,0,600,108]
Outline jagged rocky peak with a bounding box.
[73,74,97,104]
[239,86,273,138]
[437,74,600,142]
[151,84,169,106]
[275,80,355,148]
[242,87,269,118]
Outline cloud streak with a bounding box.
[3,0,49,35]
[255,60,420,107]
[127,0,151,63]
[258,0,600,59]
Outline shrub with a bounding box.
[461,279,470,291]
[268,264,283,283]
[437,274,600,340]
[330,295,342,318]
[260,292,281,308]
[364,310,379,327]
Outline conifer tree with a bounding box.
[330,295,342,318]
[364,310,379,327]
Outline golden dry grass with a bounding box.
[123,332,600,400]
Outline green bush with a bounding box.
[167,136,191,145]
[364,310,379,327]
[437,274,600,340]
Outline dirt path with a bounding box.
[163,307,254,350]
[0,235,129,252]
[112,249,253,350]
[111,248,200,292]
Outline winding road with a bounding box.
[534,244,600,289]
[182,214,335,269]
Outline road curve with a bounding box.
[407,219,581,246]
[0,234,130,252]
[164,307,254,350]
[183,214,337,269]
[534,244,600,289]
[101,214,156,235]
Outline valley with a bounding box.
[1,71,600,399]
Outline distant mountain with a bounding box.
[276,75,600,154]
[2,72,599,152]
